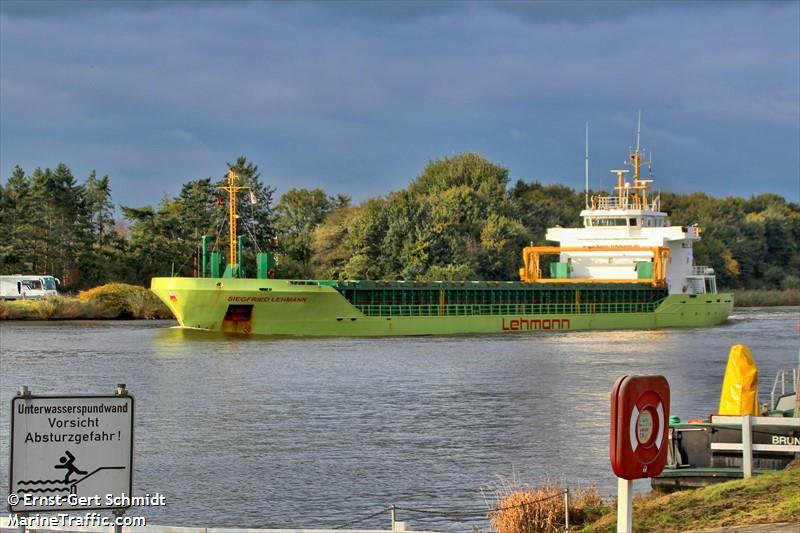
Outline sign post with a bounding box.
[610,375,670,533]
[8,385,134,518]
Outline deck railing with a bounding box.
[595,196,629,209]
[355,301,663,318]
[591,194,661,211]
[690,266,715,276]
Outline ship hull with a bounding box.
[151,277,733,337]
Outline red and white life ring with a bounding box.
[628,395,666,466]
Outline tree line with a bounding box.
[1,153,798,290]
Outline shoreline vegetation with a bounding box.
[0,286,797,321]
[490,462,799,533]
[0,283,172,320]
[732,288,800,307]
[2,155,799,295]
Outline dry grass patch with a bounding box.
[487,477,609,533]
[0,296,113,320]
[2,283,173,320]
[78,283,172,319]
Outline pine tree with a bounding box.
[0,166,33,272]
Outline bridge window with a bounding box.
[593,218,627,227]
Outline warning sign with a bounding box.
[8,394,134,512]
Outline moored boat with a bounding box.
[653,349,799,491]
[151,130,733,336]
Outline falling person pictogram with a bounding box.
[55,450,87,483]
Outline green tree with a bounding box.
[21,164,92,287]
[85,171,115,246]
[312,203,358,278]
[509,181,583,245]
[275,188,347,277]
[479,213,527,279]
[343,198,389,279]
[122,156,278,283]
[0,166,34,272]
[410,152,509,210]
[224,156,278,266]
[123,179,222,282]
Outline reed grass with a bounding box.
[486,477,607,533]
[1,283,173,320]
[0,296,113,320]
[733,288,800,307]
[78,283,172,319]
[124,288,170,319]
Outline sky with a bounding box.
[1,0,798,209]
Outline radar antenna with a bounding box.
[625,111,653,209]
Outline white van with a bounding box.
[0,275,60,300]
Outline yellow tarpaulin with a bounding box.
[718,344,759,415]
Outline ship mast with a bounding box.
[627,110,652,210]
[219,170,249,271]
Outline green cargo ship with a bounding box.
[151,277,731,336]
[151,137,733,336]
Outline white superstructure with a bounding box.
[545,138,717,295]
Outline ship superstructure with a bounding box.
[534,138,717,296]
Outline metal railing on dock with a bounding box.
[770,369,798,411]
[709,415,800,478]
[0,517,439,533]
[1,489,576,533]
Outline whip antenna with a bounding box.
[636,109,642,152]
[585,121,590,208]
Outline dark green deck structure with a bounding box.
[332,280,669,317]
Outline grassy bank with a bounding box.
[586,465,800,533]
[0,283,173,320]
[733,288,800,307]
[488,464,799,533]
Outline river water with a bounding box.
[0,307,797,531]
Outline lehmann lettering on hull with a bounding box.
[501,317,571,331]
[9,395,134,512]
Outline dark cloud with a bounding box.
[0,0,797,206]
[1,0,781,23]
[0,0,243,19]
[0,0,454,21]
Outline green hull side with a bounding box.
[151,277,734,337]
